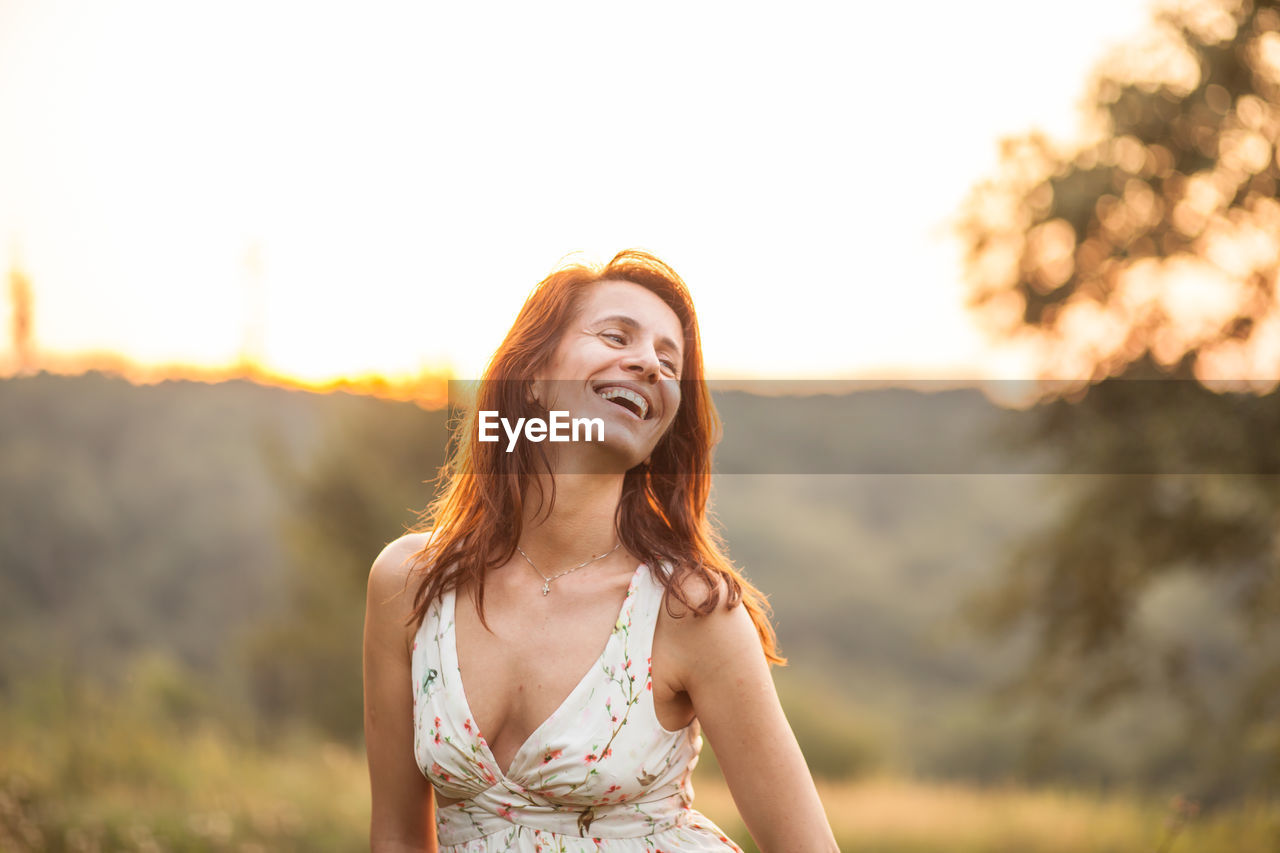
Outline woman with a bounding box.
[364,250,838,851]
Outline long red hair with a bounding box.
[406,249,783,665]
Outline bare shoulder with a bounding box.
[659,567,733,617]
[657,568,762,686]
[368,532,433,600]
[366,533,434,655]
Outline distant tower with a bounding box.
[239,240,266,374]
[8,258,35,376]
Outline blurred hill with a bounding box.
[0,373,443,687]
[0,371,1239,790]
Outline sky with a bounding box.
[0,0,1160,383]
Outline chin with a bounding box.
[562,440,650,476]
[603,444,651,474]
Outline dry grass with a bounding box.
[2,702,1277,853]
[693,774,1279,853]
[0,719,371,852]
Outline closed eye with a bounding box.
[600,329,679,375]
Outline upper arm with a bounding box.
[364,534,438,852]
[664,575,838,852]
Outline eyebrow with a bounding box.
[595,314,683,360]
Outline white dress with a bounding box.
[410,562,743,851]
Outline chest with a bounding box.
[452,572,636,765]
[462,595,618,711]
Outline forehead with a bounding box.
[576,280,685,350]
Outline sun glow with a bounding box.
[0,0,1158,390]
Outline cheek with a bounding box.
[663,394,682,429]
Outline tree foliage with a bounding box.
[959,0,1280,802]
[961,0,1280,384]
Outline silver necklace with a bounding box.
[516,541,622,597]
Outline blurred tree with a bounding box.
[241,397,447,742]
[961,0,1280,381]
[958,0,1280,803]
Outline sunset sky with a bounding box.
[0,0,1159,383]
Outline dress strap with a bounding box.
[621,563,668,672]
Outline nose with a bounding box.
[623,345,662,382]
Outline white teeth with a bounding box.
[597,387,649,419]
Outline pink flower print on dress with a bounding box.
[496,804,515,821]
[594,783,622,805]
[542,748,562,764]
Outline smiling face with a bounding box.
[534,279,685,471]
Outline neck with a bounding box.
[519,473,624,564]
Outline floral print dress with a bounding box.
[410,563,744,851]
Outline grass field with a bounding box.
[2,706,1277,853]
[696,776,1277,853]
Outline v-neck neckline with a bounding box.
[447,562,647,782]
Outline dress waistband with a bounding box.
[436,788,695,844]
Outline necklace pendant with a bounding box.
[541,581,551,596]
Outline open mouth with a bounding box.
[596,386,650,420]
